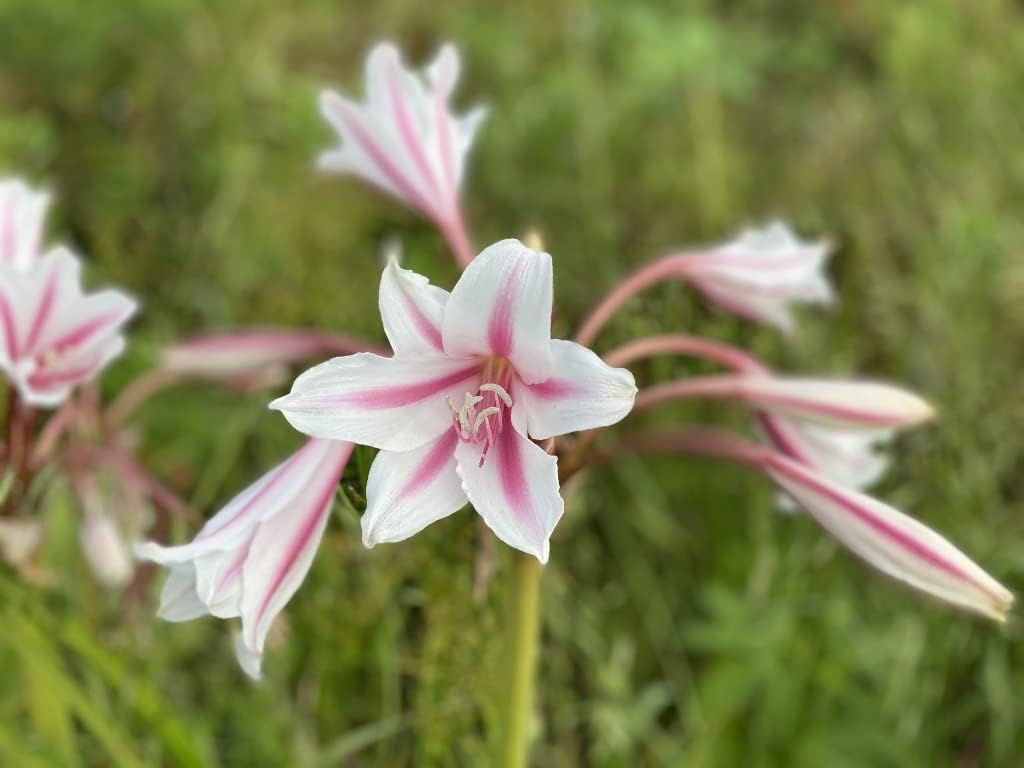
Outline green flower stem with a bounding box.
[502,549,542,768]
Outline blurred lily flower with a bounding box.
[272,240,637,562]
[636,375,934,430]
[318,43,486,265]
[678,222,834,332]
[0,178,49,272]
[79,506,134,587]
[0,248,136,407]
[766,450,1013,621]
[136,438,353,679]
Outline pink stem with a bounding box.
[575,253,697,346]
[603,333,768,373]
[30,400,81,468]
[597,427,772,473]
[442,209,475,270]
[106,368,184,427]
[633,375,759,413]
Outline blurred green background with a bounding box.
[2,0,1024,765]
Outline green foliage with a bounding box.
[2,0,1024,764]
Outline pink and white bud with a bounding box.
[318,43,486,264]
[0,248,137,407]
[0,178,49,272]
[79,508,134,587]
[637,375,934,430]
[676,222,833,332]
[766,451,1012,621]
[136,438,353,679]
[162,329,386,383]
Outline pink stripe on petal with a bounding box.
[496,410,534,525]
[387,65,443,202]
[399,284,443,351]
[335,102,440,222]
[0,292,19,359]
[771,457,983,589]
[486,261,523,357]
[526,377,580,400]
[210,540,251,603]
[331,365,478,409]
[399,430,458,499]
[27,360,101,390]
[50,311,123,355]
[248,460,342,645]
[23,267,58,353]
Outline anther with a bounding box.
[479,383,512,407]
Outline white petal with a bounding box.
[272,353,480,451]
[378,257,449,356]
[514,339,636,440]
[236,441,348,673]
[0,178,49,271]
[362,431,467,547]
[442,239,553,383]
[156,564,209,622]
[455,412,563,563]
[768,455,1013,621]
[763,416,891,491]
[234,632,264,680]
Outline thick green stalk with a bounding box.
[502,550,542,768]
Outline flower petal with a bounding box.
[442,239,553,383]
[768,453,1013,621]
[0,178,49,272]
[514,339,637,440]
[156,564,208,622]
[236,441,352,678]
[362,430,467,547]
[455,411,563,562]
[271,353,480,451]
[379,256,449,356]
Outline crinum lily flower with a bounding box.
[677,222,834,332]
[0,247,137,407]
[136,438,354,678]
[271,239,637,562]
[319,42,486,266]
[0,177,49,272]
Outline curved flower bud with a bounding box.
[677,222,833,332]
[0,248,137,408]
[318,42,486,265]
[766,451,1013,622]
[136,438,353,678]
[637,375,934,429]
[0,178,49,272]
[79,507,134,587]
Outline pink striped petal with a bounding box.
[677,222,833,332]
[378,256,449,356]
[272,353,480,451]
[513,339,636,440]
[455,410,563,563]
[442,239,554,383]
[236,440,352,678]
[317,42,485,228]
[138,439,354,677]
[767,453,1012,621]
[0,178,49,272]
[361,430,466,547]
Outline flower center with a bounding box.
[447,357,514,467]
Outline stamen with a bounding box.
[472,406,501,434]
[479,382,512,407]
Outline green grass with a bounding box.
[2,0,1024,765]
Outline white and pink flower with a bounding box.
[0,178,49,272]
[0,247,136,407]
[319,43,486,266]
[136,438,354,678]
[271,240,637,563]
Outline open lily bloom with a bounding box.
[272,239,637,563]
[136,438,353,678]
[0,177,49,272]
[0,247,137,407]
[319,43,486,258]
[678,222,833,332]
